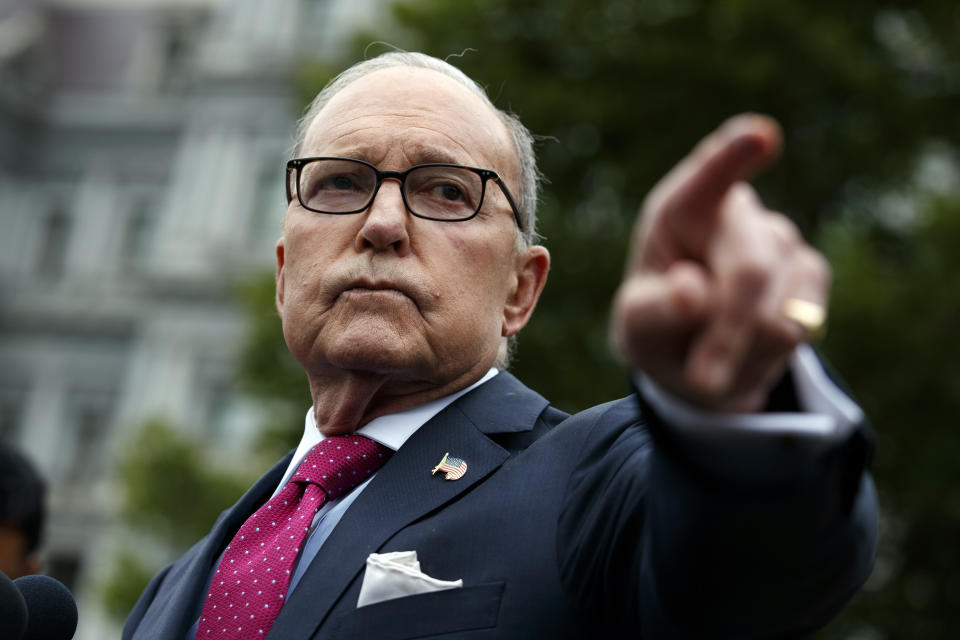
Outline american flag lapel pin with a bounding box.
[431,452,467,481]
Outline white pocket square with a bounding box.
[357,551,463,608]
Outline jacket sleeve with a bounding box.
[556,378,877,638]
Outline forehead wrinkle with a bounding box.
[308,120,507,172]
[399,144,458,167]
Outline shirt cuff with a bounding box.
[635,344,864,456]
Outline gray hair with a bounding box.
[292,51,541,247]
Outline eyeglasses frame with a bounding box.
[285,156,524,231]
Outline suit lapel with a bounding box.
[268,372,547,638]
[132,454,292,640]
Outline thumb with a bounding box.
[612,261,711,366]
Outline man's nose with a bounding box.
[355,179,411,254]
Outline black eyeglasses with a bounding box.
[285,157,524,231]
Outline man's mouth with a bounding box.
[340,280,421,310]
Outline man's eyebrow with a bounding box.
[406,147,464,166]
[329,150,374,163]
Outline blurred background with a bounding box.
[0,0,956,637]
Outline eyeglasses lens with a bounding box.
[298,160,485,220]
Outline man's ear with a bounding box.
[275,237,285,316]
[503,245,550,337]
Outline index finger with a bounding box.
[654,114,783,242]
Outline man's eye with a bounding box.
[434,184,465,202]
[321,175,361,191]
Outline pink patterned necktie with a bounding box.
[195,434,393,639]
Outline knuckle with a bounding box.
[731,257,773,293]
[798,247,832,286]
[615,278,655,326]
[640,188,669,223]
[755,314,804,354]
[729,181,759,205]
[767,214,801,249]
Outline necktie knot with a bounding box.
[293,434,393,498]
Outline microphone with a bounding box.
[0,570,28,640]
[13,575,79,640]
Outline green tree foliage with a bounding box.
[117,418,255,547]
[235,275,312,458]
[100,418,256,620]
[819,189,960,638]
[100,550,158,622]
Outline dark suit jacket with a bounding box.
[123,372,877,639]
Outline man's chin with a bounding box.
[323,334,428,376]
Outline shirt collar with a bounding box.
[279,369,499,491]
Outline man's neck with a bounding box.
[308,367,493,436]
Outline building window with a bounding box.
[203,379,232,444]
[0,384,26,444]
[36,206,71,280]
[121,198,155,268]
[70,406,108,483]
[251,168,284,246]
[46,553,82,594]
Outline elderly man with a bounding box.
[125,52,876,639]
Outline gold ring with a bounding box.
[782,298,827,340]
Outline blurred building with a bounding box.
[0,0,384,636]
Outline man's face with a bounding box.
[276,67,548,394]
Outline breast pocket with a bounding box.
[324,582,505,639]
